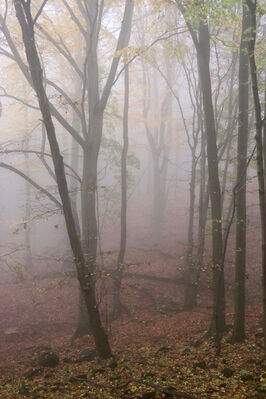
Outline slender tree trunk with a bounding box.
[113,65,129,317]
[247,0,266,354]
[193,130,209,307]
[14,1,112,359]
[152,152,161,245]
[221,52,238,211]
[197,20,226,340]
[179,3,226,342]
[23,97,33,269]
[232,1,250,342]
[184,151,197,309]
[71,112,92,338]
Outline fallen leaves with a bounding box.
[0,332,265,398]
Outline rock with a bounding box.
[63,357,72,363]
[156,346,172,354]
[222,367,234,378]
[240,370,254,381]
[191,339,202,348]
[37,350,59,367]
[141,391,157,398]
[107,358,118,369]
[78,348,97,362]
[193,361,207,369]
[44,373,53,379]
[181,348,191,355]
[69,374,87,383]
[90,367,105,376]
[255,330,264,339]
[24,367,43,380]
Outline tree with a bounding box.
[246,0,266,354]
[175,0,226,346]
[113,64,130,317]
[232,0,250,343]
[142,63,172,247]
[12,0,112,359]
[1,0,135,346]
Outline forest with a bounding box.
[0,0,265,398]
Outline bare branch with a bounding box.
[0,86,39,110]
[112,29,184,88]
[100,0,135,111]
[33,0,49,25]
[1,148,82,183]
[173,0,199,50]
[0,0,8,28]
[36,23,83,79]
[0,14,85,149]
[0,162,62,209]
[61,0,87,39]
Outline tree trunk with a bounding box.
[197,20,226,339]
[113,65,130,317]
[23,93,33,269]
[14,1,111,359]
[232,0,250,343]
[179,4,226,343]
[71,108,92,338]
[247,0,266,354]
[184,151,197,310]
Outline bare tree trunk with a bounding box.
[247,0,266,354]
[178,4,226,344]
[232,0,250,343]
[14,1,111,359]
[184,150,197,310]
[192,128,209,308]
[197,20,226,341]
[23,91,33,269]
[113,65,130,317]
[71,110,92,339]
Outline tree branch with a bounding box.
[0,162,62,209]
[1,149,82,183]
[33,0,49,25]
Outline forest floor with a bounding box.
[0,248,265,398]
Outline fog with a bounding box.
[0,1,265,397]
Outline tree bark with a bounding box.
[178,4,226,342]
[232,0,250,343]
[197,19,226,340]
[246,0,266,354]
[113,65,130,317]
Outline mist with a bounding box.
[0,1,265,398]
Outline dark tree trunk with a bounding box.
[232,0,250,343]
[197,20,226,340]
[113,65,130,317]
[247,0,266,354]
[184,150,197,310]
[23,98,33,269]
[183,72,204,310]
[179,3,226,343]
[14,1,111,359]
[71,111,92,338]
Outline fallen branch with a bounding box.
[71,375,200,399]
